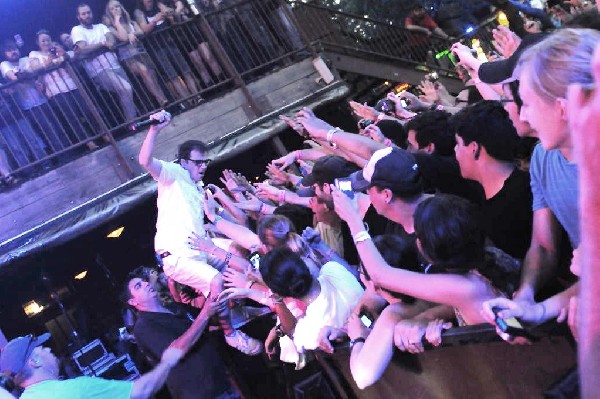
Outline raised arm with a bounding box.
[331,188,480,308]
[296,108,384,161]
[138,111,171,179]
[130,299,217,399]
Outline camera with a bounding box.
[375,99,396,115]
[358,119,374,129]
[50,47,57,56]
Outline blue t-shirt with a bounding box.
[20,377,133,399]
[530,144,580,247]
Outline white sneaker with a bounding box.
[225,330,263,356]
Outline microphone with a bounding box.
[129,112,171,131]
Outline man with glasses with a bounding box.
[0,332,187,398]
[138,111,262,356]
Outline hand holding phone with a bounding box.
[491,306,531,338]
[334,177,354,199]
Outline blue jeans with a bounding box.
[0,117,47,168]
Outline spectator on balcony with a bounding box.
[0,88,46,176]
[29,30,99,151]
[162,0,225,87]
[104,0,169,107]
[0,39,69,156]
[134,0,200,100]
[58,34,76,57]
[405,6,451,39]
[71,3,137,122]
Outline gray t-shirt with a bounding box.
[530,144,579,247]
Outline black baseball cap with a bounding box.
[351,147,423,197]
[300,155,360,187]
[479,33,548,84]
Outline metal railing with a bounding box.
[289,1,501,74]
[0,0,310,180]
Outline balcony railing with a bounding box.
[0,0,309,180]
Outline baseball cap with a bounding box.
[479,33,548,84]
[300,155,360,187]
[1,333,51,375]
[350,147,423,196]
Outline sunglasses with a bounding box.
[185,158,211,166]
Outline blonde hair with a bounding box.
[104,0,134,30]
[517,28,600,103]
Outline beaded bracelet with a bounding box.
[224,252,232,266]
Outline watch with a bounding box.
[349,337,366,348]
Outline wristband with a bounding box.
[213,215,223,224]
[224,252,232,266]
[326,128,340,148]
[246,280,255,289]
[259,202,266,214]
[295,150,302,161]
[349,337,366,348]
[353,230,371,245]
[278,190,286,204]
[275,324,286,338]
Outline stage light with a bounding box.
[465,26,474,34]
[74,271,88,280]
[23,300,45,317]
[107,226,125,238]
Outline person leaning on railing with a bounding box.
[134,0,200,100]
[104,0,169,107]
[29,30,100,151]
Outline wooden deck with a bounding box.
[0,58,349,265]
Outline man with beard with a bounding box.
[71,3,136,121]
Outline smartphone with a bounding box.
[359,312,373,328]
[334,177,354,199]
[249,253,260,271]
[400,99,408,108]
[491,306,530,338]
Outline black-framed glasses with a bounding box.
[185,158,211,166]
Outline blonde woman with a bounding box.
[105,0,168,106]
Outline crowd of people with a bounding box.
[0,0,302,190]
[2,0,600,398]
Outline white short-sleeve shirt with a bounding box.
[70,24,121,77]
